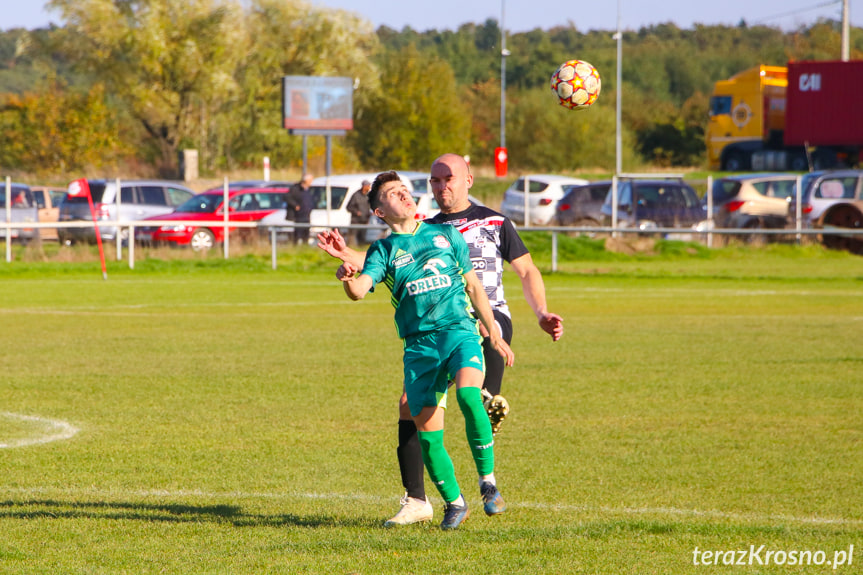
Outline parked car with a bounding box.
[601,178,704,230]
[259,173,422,243]
[31,186,66,241]
[137,188,290,251]
[58,179,196,244]
[0,183,39,242]
[500,174,589,226]
[554,181,612,227]
[399,171,430,195]
[788,170,863,226]
[704,173,797,230]
[817,198,863,254]
[203,180,293,192]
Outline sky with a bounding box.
[1,0,860,32]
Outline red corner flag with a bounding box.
[69,178,108,280]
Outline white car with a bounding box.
[500,174,590,225]
[258,172,418,243]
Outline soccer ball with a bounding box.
[550,60,601,111]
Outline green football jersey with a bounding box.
[361,222,479,342]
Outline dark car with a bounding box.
[554,181,612,227]
[601,179,703,230]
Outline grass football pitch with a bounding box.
[1,243,862,574]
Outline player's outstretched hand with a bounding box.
[316,229,348,259]
[539,312,564,342]
[489,335,515,367]
[336,261,359,282]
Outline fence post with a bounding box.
[116,177,122,261]
[5,177,10,263]
[795,174,803,244]
[128,225,135,269]
[551,230,558,272]
[271,227,277,270]
[706,175,713,248]
[223,177,229,259]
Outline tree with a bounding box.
[0,76,128,174]
[351,44,471,169]
[47,0,248,173]
[228,0,379,172]
[506,87,636,172]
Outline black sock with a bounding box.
[397,419,425,501]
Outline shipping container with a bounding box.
[785,60,863,147]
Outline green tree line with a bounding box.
[1,0,861,179]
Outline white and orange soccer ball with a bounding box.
[550,60,601,111]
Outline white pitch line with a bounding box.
[3,486,860,527]
[0,412,80,448]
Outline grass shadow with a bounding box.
[0,499,371,528]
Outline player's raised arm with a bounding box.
[336,262,373,301]
[463,269,514,367]
[317,229,366,269]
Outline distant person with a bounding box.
[12,190,28,207]
[345,179,372,245]
[287,173,314,245]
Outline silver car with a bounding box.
[1,183,39,242]
[58,179,195,244]
[500,174,590,225]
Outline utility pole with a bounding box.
[615,0,622,175]
[496,0,511,177]
[842,0,850,61]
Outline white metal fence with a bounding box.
[4,175,863,270]
[4,218,862,272]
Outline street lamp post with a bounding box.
[496,0,511,177]
[615,0,622,176]
[842,0,850,61]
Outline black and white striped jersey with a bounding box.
[427,204,529,319]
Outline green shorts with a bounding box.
[403,329,486,417]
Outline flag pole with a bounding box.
[70,179,108,280]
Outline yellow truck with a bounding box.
[706,65,796,171]
[706,61,863,171]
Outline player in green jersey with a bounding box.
[326,171,514,530]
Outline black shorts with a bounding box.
[480,310,513,397]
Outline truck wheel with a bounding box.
[821,205,863,254]
[789,155,809,171]
[722,152,747,172]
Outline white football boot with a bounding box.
[383,493,434,527]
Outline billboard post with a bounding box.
[282,76,354,226]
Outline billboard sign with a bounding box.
[282,76,353,133]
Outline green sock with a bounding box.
[457,386,495,477]
[417,429,461,503]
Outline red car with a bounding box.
[137,188,289,251]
